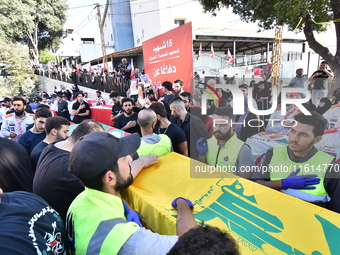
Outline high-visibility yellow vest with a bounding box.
[137,134,172,157]
[206,132,244,169]
[66,188,139,255]
[270,146,334,203]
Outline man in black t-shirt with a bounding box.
[169,97,210,159]
[33,120,104,220]
[72,92,90,124]
[150,103,188,156]
[309,61,333,105]
[114,98,140,135]
[109,91,123,123]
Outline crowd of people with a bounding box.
[0,60,339,254]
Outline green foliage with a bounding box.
[30,80,42,97]
[197,0,332,31]
[0,0,67,64]
[0,35,35,96]
[39,50,55,64]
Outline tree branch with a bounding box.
[303,14,334,67]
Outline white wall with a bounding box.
[79,44,103,63]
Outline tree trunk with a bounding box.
[26,23,39,66]
[303,1,340,85]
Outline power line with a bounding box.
[72,6,97,31]
[73,13,97,34]
[109,0,194,15]
[67,3,97,10]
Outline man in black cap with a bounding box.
[66,132,197,254]
[1,97,13,115]
[96,90,105,104]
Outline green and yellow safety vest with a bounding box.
[137,134,172,157]
[206,132,244,169]
[270,146,334,203]
[66,188,139,255]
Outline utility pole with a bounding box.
[96,1,109,68]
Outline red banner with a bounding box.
[143,22,193,93]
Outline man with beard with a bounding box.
[71,92,90,124]
[173,79,185,95]
[0,97,13,115]
[169,97,209,159]
[1,96,34,141]
[150,103,188,156]
[119,58,132,94]
[114,97,141,135]
[66,132,197,254]
[109,91,123,122]
[196,106,254,179]
[254,112,340,213]
[30,116,70,171]
[18,107,52,155]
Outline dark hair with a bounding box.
[238,84,248,90]
[169,96,185,111]
[45,116,70,134]
[315,97,332,115]
[76,92,85,97]
[321,61,327,65]
[81,161,119,191]
[12,96,27,106]
[162,81,173,91]
[121,97,133,106]
[70,119,104,143]
[174,79,183,86]
[149,103,167,118]
[80,170,107,191]
[179,92,192,102]
[167,223,239,255]
[294,111,327,137]
[35,107,52,118]
[109,91,119,98]
[96,90,101,94]
[36,104,50,110]
[214,106,233,119]
[249,80,256,87]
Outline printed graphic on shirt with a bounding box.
[28,206,65,255]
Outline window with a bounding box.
[174,19,185,26]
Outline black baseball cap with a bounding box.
[146,90,154,95]
[0,97,11,102]
[68,132,141,182]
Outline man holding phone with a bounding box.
[309,61,334,105]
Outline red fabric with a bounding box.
[210,43,215,58]
[87,100,106,107]
[143,22,193,93]
[90,107,113,126]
